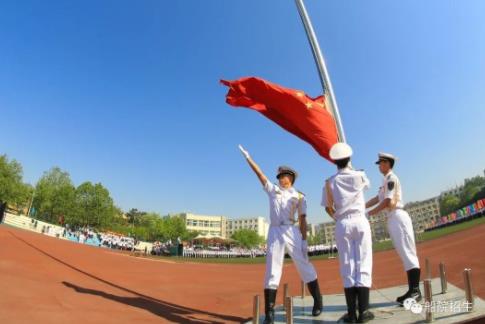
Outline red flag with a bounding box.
[221,77,339,161]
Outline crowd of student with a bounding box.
[307,243,338,256]
[99,232,137,250]
[150,241,172,256]
[61,225,139,251]
[180,243,337,259]
[182,245,267,258]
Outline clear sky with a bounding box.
[1,1,484,224]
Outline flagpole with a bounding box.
[294,0,347,143]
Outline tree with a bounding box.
[440,195,461,216]
[126,208,147,227]
[32,167,76,223]
[231,229,265,248]
[460,176,485,206]
[163,216,190,242]
[308,231,324,245]
[0,154,32,210]
[74,182,116,228]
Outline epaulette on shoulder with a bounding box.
[297,190,305,197]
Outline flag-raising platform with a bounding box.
[248,278,485,323]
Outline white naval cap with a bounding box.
[375,152,397,164]
[329,142,353,160]
[276,165,298,180]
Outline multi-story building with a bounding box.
[404,197,441,233]
[315,221,336,245]
[226,217,269,239]
[178,213,228,238]
[368,211,389,241]
[307,223,316,238]
[440,186,464,199]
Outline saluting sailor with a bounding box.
[322,143,374,323]
[366,153,422,305]
[238,145,323,324]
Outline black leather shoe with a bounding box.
[396,291,409,305]
[263,289,277,324]
[357,310,375,323]
[397,287,422,306]
[339,312,357,323]
[356,287,373,323]
[307,279,323,316]
[343,287,357,322]
[397,268,421,305]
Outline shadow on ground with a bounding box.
[10,230,247,323]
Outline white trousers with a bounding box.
[335,214,373,288]
[387,209,420,271]
[264,225,317,289]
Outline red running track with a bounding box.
[1,223,484,323]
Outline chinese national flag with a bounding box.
[221,76,339,162]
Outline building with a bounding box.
[226,217,269,239]
[178,213,228,238]
[440,186,464,199]
[315,221,336,245]
[307,223,316,238]
[368,211,389,241]
[404,197,441,233]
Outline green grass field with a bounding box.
[145,216,485,265]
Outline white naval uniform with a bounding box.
[263,180,318,289]
[322,167,373,288]
[379,171,420,271]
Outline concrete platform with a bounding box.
[249,278,485,323]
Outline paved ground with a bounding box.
[250,279,485,323]
[1,222,485,323]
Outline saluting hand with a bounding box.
[238,144,251,160]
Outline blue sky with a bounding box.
[1,0,484,224]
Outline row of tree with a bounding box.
[439,175,485,216]
[0,154,264,247]
[0,155,33,212]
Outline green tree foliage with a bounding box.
[308,230,324,245]
[440,175,485,216]
[74,182,116,228]
[1,154,199,243]
[460,176,485,205]
[0,154,32,210]
[108,213,194,242]
[32,167,76,223]
[440,195,461,216]
[126,208,146,227]
[231,229,264,248]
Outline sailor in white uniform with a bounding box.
[238,145,323,324]
[366,153,422,305]
[322,143,374,323]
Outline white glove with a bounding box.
[238,144,250,159]
[302,240,309,260]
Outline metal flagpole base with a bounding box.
[463,268,474,312]
[252,295,260,324]
[439,262,447,294]
[425,258,431,279]
[285,296,293,324]
[283,283,289,310]
[424,279,433,322]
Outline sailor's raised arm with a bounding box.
[238,145,268,186]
